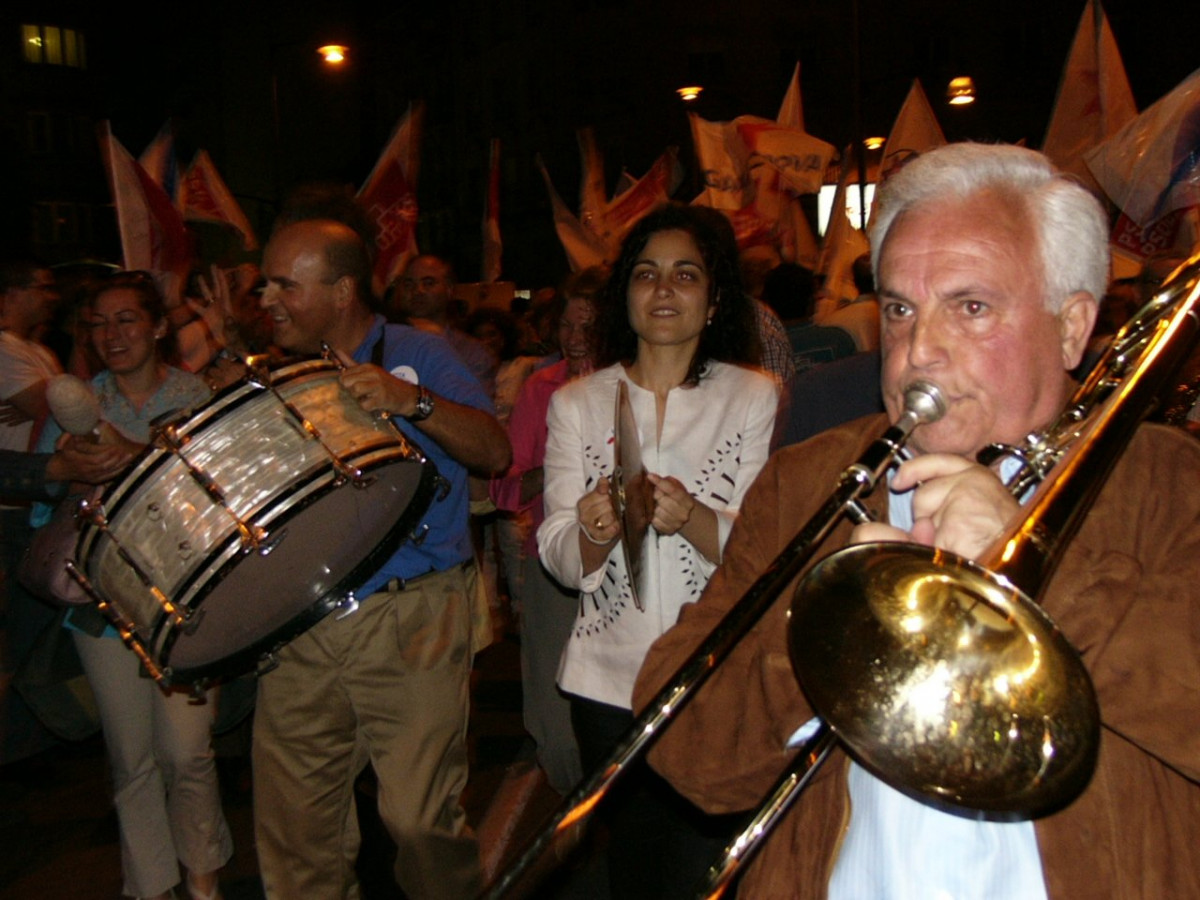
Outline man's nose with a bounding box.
[907,312,947,368]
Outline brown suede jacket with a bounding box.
[635,415,1200,899]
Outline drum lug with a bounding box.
[435,475,451,501]
[254,527,288,557]
[334,592,360,620]
[411,523,430,546]
[257,652,280,676]
[181,607,204,635]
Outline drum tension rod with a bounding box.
[76,500,193,633]
[153,422,270,554]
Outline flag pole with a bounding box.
[852,0,868,232]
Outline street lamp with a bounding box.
[317,45,348,65]
[947,76,976,106]
[676,85,703,103]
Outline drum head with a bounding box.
[160,454,437,683]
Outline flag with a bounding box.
[482,138,502,282]
[689,112,747,209]
[735,115,834,196]
[1042,0,1137,185]
[600,147,683,245]
[1085,67,1200,228]
[139,120,183,209]
[358,103,425,291]
[776,62,805,131]
[536,155,610,271]
[98,121,192,275]
[181,150,259,251]
[721,205,776,250]
[817,147,871,307]
[1110,208,1189,271]
[577,127,608,236]
[879,80,946,185]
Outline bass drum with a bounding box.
[74,358,440,686]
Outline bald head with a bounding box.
[261,219,376,353]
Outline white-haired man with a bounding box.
[634,143,1200,898]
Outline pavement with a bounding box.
[0,631,571,900]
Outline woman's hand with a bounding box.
[646,473,694,535]
[648,472,723,563]
[578,476,619,544]
[577,476,619,577]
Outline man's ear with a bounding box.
[1058,290,1098,370]
[332,275,354,310]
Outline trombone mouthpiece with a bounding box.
[903,381,947,425]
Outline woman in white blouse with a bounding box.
[538,204,777,898]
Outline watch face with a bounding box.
[413,386,434,420]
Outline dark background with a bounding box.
[3,0,1195,289]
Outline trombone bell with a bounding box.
[790,541,1099,819]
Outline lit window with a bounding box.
[44,27,62,65]
[22,24,42,63]
[20,24,87,68]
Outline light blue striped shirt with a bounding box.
[826,460,1047,900]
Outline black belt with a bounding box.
[382,559,471,593]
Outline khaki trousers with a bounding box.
[73,631,232,898]
[253,565,482,899]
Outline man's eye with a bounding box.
[962,300,987,316]
[882,302,910,319]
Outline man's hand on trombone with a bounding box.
[850,453,1020,562]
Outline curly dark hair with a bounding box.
[594,204,760,385]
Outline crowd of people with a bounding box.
[1,141,1198,900]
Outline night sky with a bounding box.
[21,0,1200,285]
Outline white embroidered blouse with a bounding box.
[538,361,778,709]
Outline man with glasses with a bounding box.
[0,259,65,762]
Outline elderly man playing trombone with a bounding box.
[633,143,1200,899]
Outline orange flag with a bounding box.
[1042,0,1137,186]
[359,103,424,291]
[536,155,610,271]
[182,150,258,251]
[98,121,192,276]
[776,62,805,132]
[879,80,946,185]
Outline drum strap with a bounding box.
[371,332,386,367]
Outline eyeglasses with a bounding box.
[105,270,156,288]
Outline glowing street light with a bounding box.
[947,76,976,106]
[318,44,349,65]
[676,85,703,103]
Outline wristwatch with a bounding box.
[408,385,435,422]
